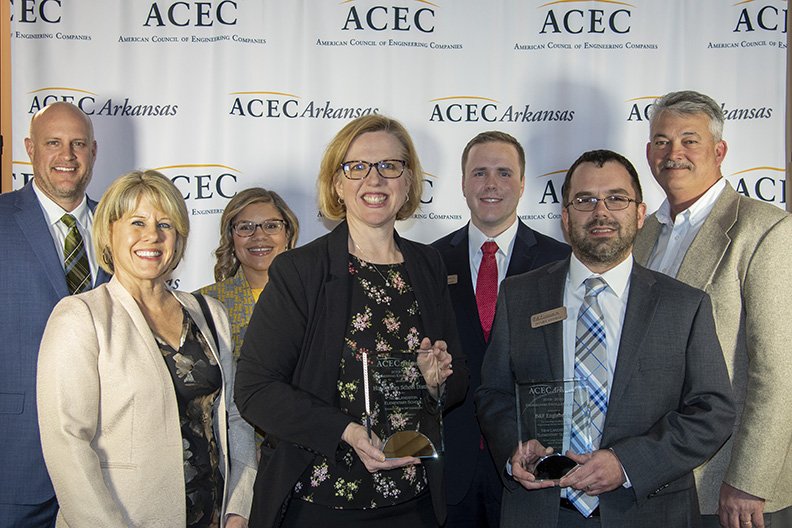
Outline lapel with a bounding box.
[15,182,70,298]
[607,263,659,413]
[535,259,568,380]
[675,185,738,290]
[445,225,486,344]
[505,220,539,277]
[106,277,175,388]
[633,215,661,266]
[402,234,441,338]
[323,222,354,382]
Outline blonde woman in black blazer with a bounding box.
[235,115,468,527]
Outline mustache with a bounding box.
[585,219,620,230]
[661,159,692,170]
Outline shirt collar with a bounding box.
[32,179,90,228]
[468,218,519,256]
[654,178,727,228]
[568,252,632,300]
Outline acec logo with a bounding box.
[625,96,774,123]
[27,87,178,117]
[229,91,379,119]
[731,166,786,204]
[340,0,437,33]
[733,0,787,33]
[537,0,633,35]
[11,0,61,23]
[429,96,574,123]
[143,0,238,27]
[154,164,240,202]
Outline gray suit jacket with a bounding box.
[475,258,734,528]
[634,183,792,514]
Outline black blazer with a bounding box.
[235,221,468,527]
[431,220,569,503]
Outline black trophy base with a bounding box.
[534,453,576,481]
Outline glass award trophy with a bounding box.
[362,350,443,460]
[515,379,591,481]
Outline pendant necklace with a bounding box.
[353,240,391,286]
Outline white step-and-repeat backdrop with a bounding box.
[10,0,788,291]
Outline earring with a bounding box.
[338,197,345,206]
[102,247,113,267]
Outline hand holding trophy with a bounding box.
[361,338,450,460]
[515,379,593,482]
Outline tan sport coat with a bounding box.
[37,277,257,527]
[634,183,792,514]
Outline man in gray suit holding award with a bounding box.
[634,90,792,528]
[476,149,734,527]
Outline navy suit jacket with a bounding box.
[0,182,109,506]
[431,220,570,504]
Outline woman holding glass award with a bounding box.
[235,115,467,527]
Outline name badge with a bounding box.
[447,274,458,285]
[531,307,567,328]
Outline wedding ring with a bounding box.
[741,522,752,526]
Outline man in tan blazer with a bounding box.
[634,90,792,528]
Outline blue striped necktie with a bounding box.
[569,276,609,517]
[61,213,92,295]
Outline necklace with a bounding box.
[353,241,391,286]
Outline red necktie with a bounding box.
[476,241,499,341]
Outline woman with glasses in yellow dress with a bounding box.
[198,188,299,361]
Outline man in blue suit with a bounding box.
[432,131,570,527]
[0,102,109,527]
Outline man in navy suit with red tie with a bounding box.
[432,131,570,527]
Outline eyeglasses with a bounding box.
[340,159,406,180]
[565,195,640,212]
[232,219,287,237]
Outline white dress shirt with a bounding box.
[562,253,632,386]
[645,178,726,278]
[33,180,99,284]
[561,253,634,490]
[468,219,520,293]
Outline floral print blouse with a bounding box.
[293,255,429,509]
[156,308,224,528]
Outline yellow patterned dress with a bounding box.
[196,268,257,361]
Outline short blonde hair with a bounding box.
[317,114,423,221]
[212,187,300,282]
[93,170,189,274]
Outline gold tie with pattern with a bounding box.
[61,213,92,295]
